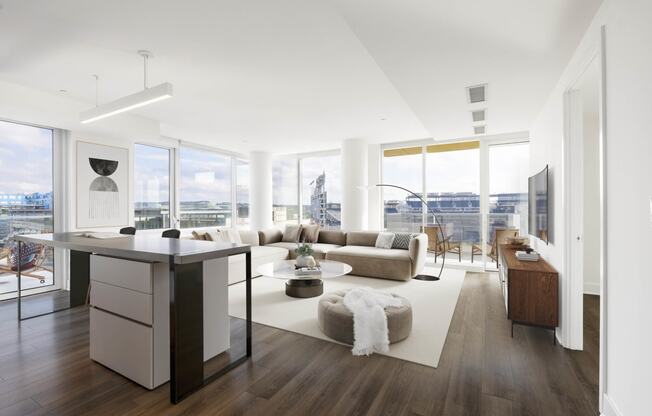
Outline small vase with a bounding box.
[296,255,315,268]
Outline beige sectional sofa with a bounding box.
[259,229,427,282]
[187,228,427,284]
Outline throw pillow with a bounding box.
[282,224,303,242]
[191,230,207,240]
[374,232,395,249]
[220,229,242,244]
[205,231,229,243]
[391,233,413,250]
[300,224,320,243]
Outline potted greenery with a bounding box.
[295,241,316,267]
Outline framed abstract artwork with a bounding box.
[76,141,129,228]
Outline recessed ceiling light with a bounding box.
[380,118,387,121]
[59,89,67,94]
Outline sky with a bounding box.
[0,117,527,208]
[0,120,53,194]
[179,146,231,203]
[383,143,529,201]
[134,144,169,204]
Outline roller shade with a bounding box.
[384,141,479,157]
[383,146,422,157]
[426,141,479,153]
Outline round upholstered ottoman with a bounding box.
[317,290,412,345]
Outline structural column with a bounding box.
[341,138,368,230]
[249,151,273,230]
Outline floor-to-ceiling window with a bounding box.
[381,139,529,269]
[382,147,423,233]
[0,120,54,295]
[487,142,529,268]
[425,142,480,261]
[236,159,249,228]
[300,154,341,230]
[179,146,232,228]
[134,144,170,230]
[272,157,299,226]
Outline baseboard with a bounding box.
[602,394,622,416]
[584,282,601,295]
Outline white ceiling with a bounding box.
[0,0,601,153]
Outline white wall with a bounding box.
[530,1,652,414]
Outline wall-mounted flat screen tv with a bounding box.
[528,165,549,244]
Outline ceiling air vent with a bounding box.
[467,84,487,103]
[474,125,486,135]
[471,109,486,122]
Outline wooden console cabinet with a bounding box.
[497,244,559,343]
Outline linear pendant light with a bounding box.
[80,50,173,124]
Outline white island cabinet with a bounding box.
[89,254,229,389]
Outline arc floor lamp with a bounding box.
[373,183,446,281]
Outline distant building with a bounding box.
[308,172,341,229]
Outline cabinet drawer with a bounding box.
[90,308,154,389]
[91,280,153,325]
[91,255,152,294]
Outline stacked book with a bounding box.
[295,266,322,277]
[515,251,539,262]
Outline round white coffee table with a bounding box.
[257,260,352,298]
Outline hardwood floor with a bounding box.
[0,272,599,415]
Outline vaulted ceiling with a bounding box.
[0,0,602,153]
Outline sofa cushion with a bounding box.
[317,230,346,246]
[282,224,302,242]
[300,224,320,243]
[238,229,260,246]
[326,245,412,281]
[346,231,380,247]
[259,228,282,245]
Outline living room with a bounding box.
[0,1,650,415]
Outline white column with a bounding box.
[367,143,382,230]
[249,151,273,230]
[341,138,368,230]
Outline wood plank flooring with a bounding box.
[0,272,599,415]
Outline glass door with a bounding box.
[425,142,480,266]
[486,142,529,269]
[0,120,54,298]
[382,147,423,233]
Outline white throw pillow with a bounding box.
[375,232,395,249]
[221,229,242,244]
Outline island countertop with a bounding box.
[11,232,250,264]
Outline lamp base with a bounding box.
[414,274,440,281]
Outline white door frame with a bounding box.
[562,25,608,412]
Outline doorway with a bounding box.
[564,46,604,413]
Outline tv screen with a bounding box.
[528,165,549,244]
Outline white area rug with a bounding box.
[229,268,466,368]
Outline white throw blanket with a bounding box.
[343,288,403,356]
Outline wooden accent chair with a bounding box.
[0,243,52,284]
[421,225,462,262]
[472,227,519,265]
